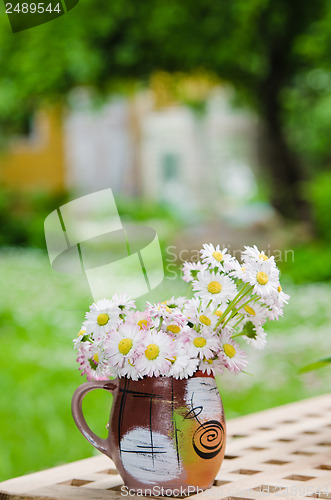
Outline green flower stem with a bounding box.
[215,291,244,328]
[228,285,254,317]
[233,315,245,329]
[232,331,245,338]
[236,294,259,315]
[226,293,259,329]
[223,308,244,328]
[222,307,240,328]
[215,283,253,329]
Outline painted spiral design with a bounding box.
[192,420,225,459]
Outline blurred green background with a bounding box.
[0,0,330,482]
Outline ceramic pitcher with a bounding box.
[71,371,226,492]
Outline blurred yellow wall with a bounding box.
[0,107,65,192]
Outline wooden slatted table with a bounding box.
[1,394,330,500]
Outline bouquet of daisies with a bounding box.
[74,243,289,381]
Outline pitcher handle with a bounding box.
[71,380,118,456]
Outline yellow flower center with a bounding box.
[207,281,222,294]
[207,359,213,364]
[223,343,236,358]
[212,251,223,262]
[137,319,148,329]
[241,266,246,272]
[278,285,282,293]
[259,254,268,261]
[158,304,172,313]
[145,344,160,360]
[256,271,269,285]
[199,314,211,326]
[193,337,207,348]
[92,353,99,363]
[97,313,109,326]
[118,338,133,355]
[78,329,86,337]
[214,310,223,317]
[244,305,256,316]
[167,325,181,334]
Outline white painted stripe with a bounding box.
[120,428,181,484]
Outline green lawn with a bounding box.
[0,248,329,481]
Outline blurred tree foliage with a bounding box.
[0,188,182,248]
[309,172,331,243]
[0,0,330,223]
[0,189,68,247]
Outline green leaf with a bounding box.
[88,358,98,370]
[299,357,331,373]
[241,321,257,339]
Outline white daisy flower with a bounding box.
[126,310,154,330]
[197,310,218,328]
[266,302,284,320]
[110,293,136,314]
[161,305,187,326]
[230,260,248,281]
[182,261,208,283]
[162,322,190,341]
[146,302,185,325]
[242,245,272,263]
[219,332,248,373]
[118,359,142,381]
[200,243,235,272]
[241,321,267,350]
[73,328,88,349]
[163,296,188,309]
[183,297,200,319]
[187,327,219,360]
[168,348,199,379]
[264,283,289,320]
[245,260,279,299]
[183,298,218,329]
[172,334,190,353]
[199,355,225,376]
[238,299,269,325]
[76,343,110,381]
[76,344,95,380]
[193,271,237,306]
[83,299,121,339]
[277,286,290,306]
[265,285,290,309]
[105,323,141,368]
[135,331,174,377]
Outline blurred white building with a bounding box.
[63,87,260,220]
[0,83,262,225]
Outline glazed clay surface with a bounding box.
[72,371,226,491]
